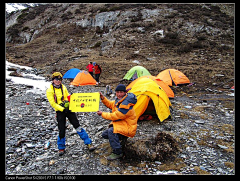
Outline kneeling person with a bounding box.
[97,84,137,160]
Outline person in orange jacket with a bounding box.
[97,84,137,160]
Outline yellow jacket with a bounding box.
[101,93,137,138]
[46,84,69,112]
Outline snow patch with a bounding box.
[6,3,39,13]
[6,3,27,13]
[6,61,51,94]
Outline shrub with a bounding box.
[22,26,29,31]
[177,43,193,54]
[99,7,108,13]
[130,11,143,22]
[197,35,207,41]
[74,9,81,14]
[93,41,102,48]
[61,11,73,21]
[176,40,207,54]
[7,23,21,41]
[155,32,181,47]
[57,38,67,44]
[166,32,179,39]
[17,12,28,21]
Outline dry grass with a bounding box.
[6,4,234,92]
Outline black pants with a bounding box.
[56,111,80,139]
[89,71,94,77]
[95,73,100,83]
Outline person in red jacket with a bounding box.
[93,62,102,84]
[86,62,94,77]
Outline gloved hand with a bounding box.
[63,108,70,114]
[64,101,69,109]
[60,101,69,109]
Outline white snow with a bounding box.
[6,61,33,70]
[6,61,51,94]
[6,3,27,13]
[6,3,38,13]
[152,30,164,37]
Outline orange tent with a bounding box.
[126,75,174,98]
[156,69,190,86]
[70,70,97,86]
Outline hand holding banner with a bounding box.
[69,92,100,112]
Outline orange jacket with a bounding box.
[101,93,137,138]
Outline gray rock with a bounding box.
[195,120,205,124]
[218,144,228,149]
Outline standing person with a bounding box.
[93,62,102,84]
[96,84,137,160]
[86,62,94,77]
[46,72,96,156]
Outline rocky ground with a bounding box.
[5,63,234,175]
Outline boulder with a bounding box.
[10,71,23,77]
[123,132,180,162]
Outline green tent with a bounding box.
[123,66,151,80]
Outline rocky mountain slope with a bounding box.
[5,4,235,175]
[6,3,234,89]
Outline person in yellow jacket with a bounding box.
[46,72,95,156]
[97,84,137,160]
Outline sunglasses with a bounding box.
[54,77,62,81]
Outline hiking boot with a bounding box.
[87,144,96,152]
[107,153,123,160]
[59,149,65,156]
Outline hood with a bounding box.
[115,92,137,105]
[121,93,137,106]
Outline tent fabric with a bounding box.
[126,75,174,98]
[128,77,171,122]
[123,66,151,80]
[63,68,81,79]
[70,70,97,86]
[156,69,190,86]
